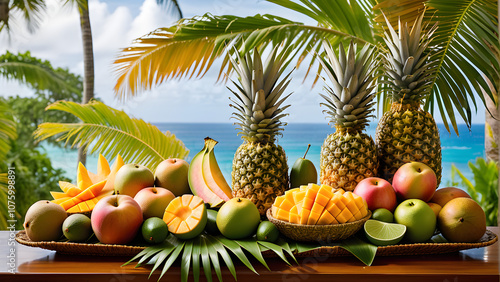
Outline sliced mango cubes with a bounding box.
[271,183,369,225]
[50,154,124,213]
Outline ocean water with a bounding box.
[41,123,485,188]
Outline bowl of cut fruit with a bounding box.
[266,184,371,242]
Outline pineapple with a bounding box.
[318,40,378,191]
[375,14,442,183]
[228,47,292,216]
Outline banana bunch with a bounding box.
[188,137,233,207]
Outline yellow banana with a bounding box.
[201,137,233,201]
[188,140,224,208]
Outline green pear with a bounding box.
[290,144,317,188]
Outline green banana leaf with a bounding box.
[124,232,378,282]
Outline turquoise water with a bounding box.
[40,123,485,188]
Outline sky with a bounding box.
[0,0,486,125]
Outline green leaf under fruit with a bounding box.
[337,236,377,266]
[125,232,381,282]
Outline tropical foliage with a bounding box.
[0,100,16,230]
[451,158,498,226]
[113,0,498,135]
[0,51,79,96]
[0,0,46,32]
[0,99,16,161]
[124,233,377,282]
[0,51,82,230]
[34,100,190,171]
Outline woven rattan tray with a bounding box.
[15,229,498,257]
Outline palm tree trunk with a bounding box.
[0,0,9,24]
[77,0,94,166]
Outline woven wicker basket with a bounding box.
[266,209,371,242]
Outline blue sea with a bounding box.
[41,123,485,188]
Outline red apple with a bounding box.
[134,187,175,219]
[430,187,471,207]
[392,162,437,202]
[353,177,397,212]
[91,195,143,244]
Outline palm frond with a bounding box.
[373,0,428,30]
[124,231,379,282]
[33,100,189,171]
[113,11,375,100]
[124,233,298,282]
[0,0,46,33]
[423,0,498,133]
[156,0,183,20]
[0,173,9,230]
[0,51,80,94]
[374,0,498,133]
[0,99,17,161]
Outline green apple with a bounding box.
[394,199,436,243]
[290,144,317,188]
[114,163,155,197]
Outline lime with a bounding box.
[142,217,169,244]
[205,209,220,235]
[62,214,92,242]
[364,219,406,246]
[371,208,394,223]
[256,221,279,242]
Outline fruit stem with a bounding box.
[303,144,311,159]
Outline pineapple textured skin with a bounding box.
[376,103,442,183]
[232,141,289,215]
[320,130,377,191]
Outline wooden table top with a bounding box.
[1,227,498,282]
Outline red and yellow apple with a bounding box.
[353,177,397,212]
[134,187,175,219]
[154,159,190,196]
[430,187,471,207]
[114,163,155,197]
[91,195,143,244]
[392,162,437,202]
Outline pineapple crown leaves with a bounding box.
[382,12,439,105]
[228,46,294,143]
[318,40,378,131]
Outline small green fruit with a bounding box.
[364,219,406,246]
[256,221,279,242]
[142,217,169,244]
[290,144,318,188]
[205,209,220,235]
[371,208,394,223]
[63,214,92,242]
[394,199,436,243]
[216,198,260,239]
